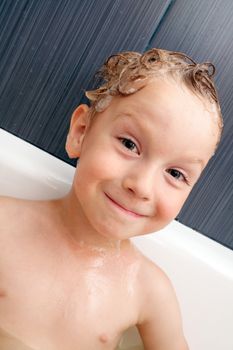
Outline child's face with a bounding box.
[67,78,219,240]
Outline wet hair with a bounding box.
[85,48,223,143]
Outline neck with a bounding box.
[52,188,128,253]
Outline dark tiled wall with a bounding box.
[0,0,171,160]
[150,0,233,249]
[0,0,233,249]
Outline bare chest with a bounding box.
[0,237,140,349]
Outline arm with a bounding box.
[137,261,189,350]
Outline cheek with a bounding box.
[157,192,189,223]
[75,146,121,187]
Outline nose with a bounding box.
[122,165,155,201]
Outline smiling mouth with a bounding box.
[105,193,145,218]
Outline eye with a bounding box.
[119,138,139,154]
[166,169,188,183]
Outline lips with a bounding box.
[105,193,145,218]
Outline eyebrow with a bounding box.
[115,111,149,130]
[179,157,204,164]
[177,157,205,169]
[115,112,205,168]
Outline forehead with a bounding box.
[94,78,218,161]
[104,78,192,112]
[106,78,215,128]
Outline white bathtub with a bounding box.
[0,128,233,350]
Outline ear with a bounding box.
[66,104,91,158]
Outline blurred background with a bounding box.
[0,0,233,250]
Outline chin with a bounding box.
[97,225,130,241]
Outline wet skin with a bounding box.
[0,78,218,349]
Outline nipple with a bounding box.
[99,333,108,343]
[0,289,6,297]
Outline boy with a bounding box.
[0,48,223,349]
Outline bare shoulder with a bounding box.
[136,252,189,349]
[0,195,28,208]
[0,196,26,238]
[0,195,25,220]
[0,195,31,217]
[0,195,51,219]
[137,253,175,309]
[0,195,42,239]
